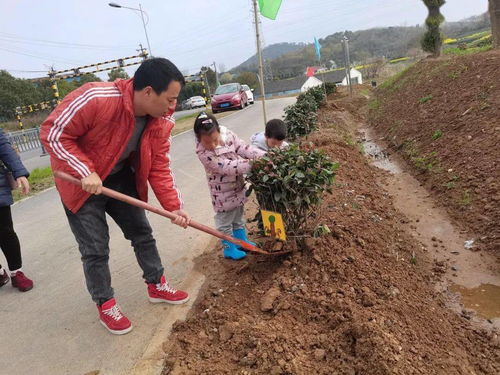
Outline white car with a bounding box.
[242,85,254,104]
[187,96,206,109]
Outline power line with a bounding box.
[0,47,84,66]
[1,68,47,73]
[0,31,133,50]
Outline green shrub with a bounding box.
[247,145,339,235]
[325,82,337,95]
[284,96,318,141]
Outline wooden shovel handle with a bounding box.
[53,170,277,254]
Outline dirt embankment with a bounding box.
[162,93,499,375]
[369,50,500,255]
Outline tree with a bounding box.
[201,66,217,92]
[77,73,102,85]
[108,68,129,82]
[179,82,204,103]
[364,58,386,79]
[490,0,500,48]
[235,72,259,89]
[0,71,48,120]
[421,0,446,57]
[220,72,233,84]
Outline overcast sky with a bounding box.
[0,0,488,79]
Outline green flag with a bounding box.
[258,0,283,20]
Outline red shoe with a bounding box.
[97,298,133,335]
[147,275,189,304]
[11,271,33,292]
[0,271,9,287]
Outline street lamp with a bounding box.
[109,2,153,57]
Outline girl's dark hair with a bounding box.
[194,112,220,140]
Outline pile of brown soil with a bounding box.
[369,50,500,255]
[163,93,499,374]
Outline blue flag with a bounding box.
[314,37,321,61]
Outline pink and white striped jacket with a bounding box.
[196,126,265,213]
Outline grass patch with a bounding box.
[379,65,413,92]
[343,135,355,146]
[432,130,443,140]
[411,151,439,172]
[368,99,380,111]
[12,167,53,202]
[360,89,371,97]
[443,45,492,56]
[444,175,459,189]
[419,95,433,104]
[460,190,472,206]
[357,142,365,154]
[445,181,456,189]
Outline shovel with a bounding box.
[54,171,288,256]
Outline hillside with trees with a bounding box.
[230,13,490,79]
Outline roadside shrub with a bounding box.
[284,96,318,141]
[325,82,337,95]
[247,145,339,235]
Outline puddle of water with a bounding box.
[362,138,401,174]
[360,127,500,327]
[450,284,500,320]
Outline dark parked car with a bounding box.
[211,83,248,113]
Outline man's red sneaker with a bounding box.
[11,271,33,292]
[97,298,133,335]
[147,275,189,304]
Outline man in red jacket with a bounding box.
[41,58,191,335]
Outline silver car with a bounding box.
[188,96,206,109]
[242,85,254,104]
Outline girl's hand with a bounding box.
[17,176,30,195]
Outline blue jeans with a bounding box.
[64,167,164,305]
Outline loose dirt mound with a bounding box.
[369,50,500,255]
[163,95,499,374]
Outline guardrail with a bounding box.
[6,127,47,155]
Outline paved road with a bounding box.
[0,97,295,375]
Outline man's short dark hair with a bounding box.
[265,119,287,140]
[133,58,185,94]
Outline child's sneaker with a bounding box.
[11,271,33,292]
[97,298,133,335]
[147,275,189,304]
[0,271,9,287]
[222,240,246,260]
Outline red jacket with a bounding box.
[40,79,183,213]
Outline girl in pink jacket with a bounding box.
[194,112,265,260]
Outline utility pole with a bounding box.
[201,68,212,101]
[212,61,220,87]
[138,4,152,57]
[342,35,353,97]
[252,0,267,125]
[136,43,148,59]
